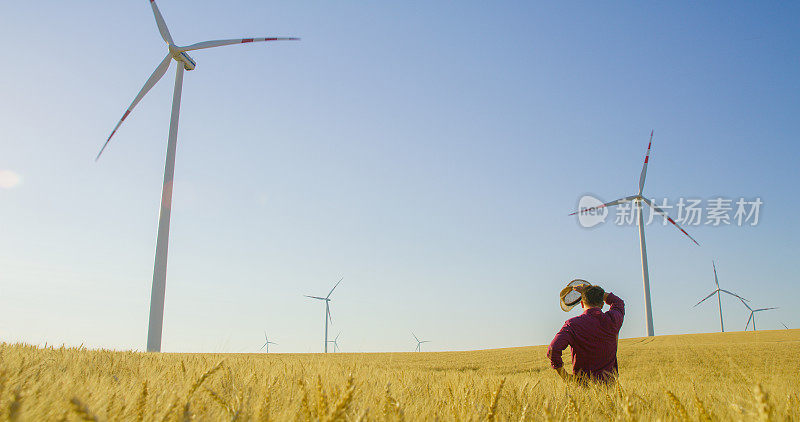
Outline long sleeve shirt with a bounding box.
[547,292,625,381]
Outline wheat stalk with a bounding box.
[754,383,772,422]
[7,387,23,422]
[159,398,179,422]
[541,399,553,422]
[486,378,505,422]
[325,374,355,422]
[566,394,580,422]
[69,397,99,422]
[298,379,312,422]
[519,403,529,422]
[316,375,329,419]
[665,390,689,422]
[135,381,148,421]
[205,386,233,416]
[694,394,712,422]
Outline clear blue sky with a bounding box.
[1,1,797,353]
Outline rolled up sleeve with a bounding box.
[547,323,572,369]
[605,293,625,329]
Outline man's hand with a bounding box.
[572,284,590,294]
[555,367,572,382]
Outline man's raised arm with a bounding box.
[604,292,625,328]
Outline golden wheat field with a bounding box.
[0,329,798,421]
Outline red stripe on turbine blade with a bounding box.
[644,157,649,163]
[265,38,278,41]
[121,110,131,121]
[242,38,254,43]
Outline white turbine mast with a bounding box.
[327,331,342,353]
[96,0,298,353]
[305,277,343,353]
[260,331,278,353]
[570,131,699,337]
[412,332,430,352]
[693,261,748,332]
[739,298,778,331]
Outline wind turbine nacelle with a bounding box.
[172,51,197,71]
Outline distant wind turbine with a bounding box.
[570,131,699,337]
[96,0,298,353]
[260,331,277,353]
[739,298,778,331]
[781,322,789,330]
[327,332,341,353]
[693,261,748,332]
[412,333,430,352]
[305,277,343,353]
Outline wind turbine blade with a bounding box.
[326,304,333,324]
[96,53,172,160]
[305,295,327,301]
[694,290,719,307]
[782,322,789,329]
[641,197,700,245]
[326,277,343,299]
[739,297,752,311]
[412,332,420,342]
[719,289,748,302]
[260,342,267,350]
[178,37,300,52]
[568,195,637,216]
[745,313,753,331]
[712,261,719,289]
[754,307,778,312]
[638,131,653,195]
[149,0,174,45]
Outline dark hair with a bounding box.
[583,285,605,307]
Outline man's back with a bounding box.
[548,292,625,381]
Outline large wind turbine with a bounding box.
[96,1,298,352]
[305,277,343,353]
[739,299,778,331]
[693,261,748,332]
[412,333,430,352]
[570,131,699,337]
[260,331,277,353]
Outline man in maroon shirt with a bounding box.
[547,284,625,383]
